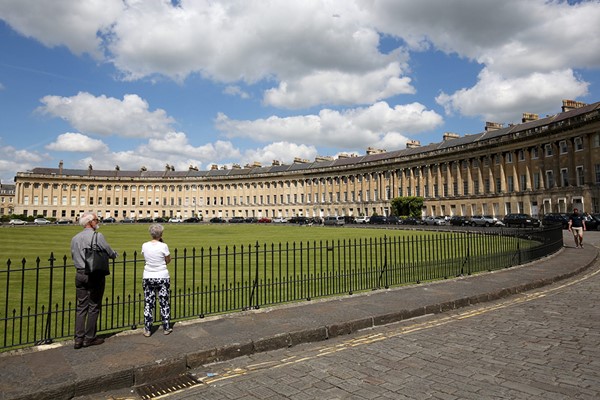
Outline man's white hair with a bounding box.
[79,212,96,227]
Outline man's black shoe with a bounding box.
[74,340,83,350]
[82,338,104,347]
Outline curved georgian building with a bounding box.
[12,99,600,221]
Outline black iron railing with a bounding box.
[1,226,563,351]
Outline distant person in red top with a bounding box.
[568,208,586,248]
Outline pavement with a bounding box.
[1,231,598,400]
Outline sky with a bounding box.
[1,0,599,184]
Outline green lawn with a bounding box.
[1,223,532,350]
[0,223,430,265]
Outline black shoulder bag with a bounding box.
[84,231,110,276]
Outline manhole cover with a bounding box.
[136,373,202,399]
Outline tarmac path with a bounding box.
[96,232,600,400]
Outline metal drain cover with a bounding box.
[136,373,202,399]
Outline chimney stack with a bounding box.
[366,147,386,155]
[562,99,587,112]
[406,140,421,149]
[522,113,539,123]
[443,132,459,141]
[485,122,503,132]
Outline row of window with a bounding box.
[21,189,387,208]
[24,174,383,192]
[404,166,589,196]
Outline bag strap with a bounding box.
[89,231,99,249]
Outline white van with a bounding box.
[324,216,345,226]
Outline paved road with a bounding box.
[97,233,600,400]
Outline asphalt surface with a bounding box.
[0,231,597,400]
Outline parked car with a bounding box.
[324,216,345,226]
[288,216,309,224]
[542,213,570,229]
[136,217,154,223]
[183,217,202,223]
[120,218,135,223]
[470,215,501,227]
[503,213,540,228]
[245,217,258,223]
[257,217,271,223]
[386,216,402,225]
[55,218,73,224]
[355,215,370,224]
[102,217,116,223]
[584,214,600,230]
[33,218,51,225]
[168,217,182,223]
[272,217,288,223]
[449,216,469,226]
[368,215,388,225]
[424,216,446,226]
[228,216,245,223]
[402,217,421,225]
[209,217,227,223]
[9,219,27,225]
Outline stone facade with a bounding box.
[12,100,600,221]
[0,184,15,216]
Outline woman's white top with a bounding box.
[141,240,170,279]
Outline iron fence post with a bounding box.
[3,259,10,348]
[246,241,260,310]
[42,254,55,345]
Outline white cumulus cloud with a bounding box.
[0,0,123,57]
[223,86,250,99]
[37,92,176,138]
[436,69,589,123]
[242,142,318,167]
[216,102,442,150]
[264,62,414,109]
[0,144,48,182]
[72,133,242,173]
[46,132,109,152]
[143,132,241,160]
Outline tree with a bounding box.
[390,197,424,217]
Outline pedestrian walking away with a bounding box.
[141,223,173,336]
[568,207,586,248]
[70,212,118,349]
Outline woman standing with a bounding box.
[141,224,173,336]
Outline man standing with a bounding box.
[568,208,586,249]
[70,212,118,349]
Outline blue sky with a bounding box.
[1,0,599,184]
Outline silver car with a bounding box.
[470,215,501,227]
[424,216,446,226]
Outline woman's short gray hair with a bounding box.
[149,224,164,239]
[79,212,95,227]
